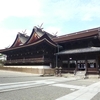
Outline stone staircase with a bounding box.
[75,71,86,78]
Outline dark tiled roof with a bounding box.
[0,32,57,53]
[34,26,56,38]
[10,33,29,47]
[18,33,29,44]
[56,47,100,55]
[25,26,56,44]
[53,27,99,43]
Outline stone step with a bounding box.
[75,71,86,79]
[75,71,86,76]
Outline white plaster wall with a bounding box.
[4,65,51,69]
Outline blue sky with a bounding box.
[0,0,100,49]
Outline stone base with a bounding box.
[0,65,55,75]
[86,75,99,79]
[62,73,74,78]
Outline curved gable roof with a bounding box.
[31,33,57,47]
[25,28,40,44]
[10,33,29,48]
[25,26,56,44]
[0,32,57,53]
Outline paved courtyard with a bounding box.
[0,70,100,100]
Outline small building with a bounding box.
[0,26,100,76]
[53,27,100,76]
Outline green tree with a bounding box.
[0,53,6,66]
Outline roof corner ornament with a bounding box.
[22,29,26,34]
[37,23,44,30]
[22,29,27,37]
[52,31,58,36]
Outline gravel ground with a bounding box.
[91,92,100,100]
[0,76,56,84]
[61,79,100,87]
[0,70,55,83]
[0,70,100,100]
[0,85,74,100]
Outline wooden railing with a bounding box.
[87,68,99,74]
[6,58,51,64]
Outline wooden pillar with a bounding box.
[74,60,78,75]
[96,56,99,70]
[85,57,88,75]
[68,59,70,69]
[95,56,100,78]
[76,60,78,69]
[76,60,78,71]
[60,57,62,67]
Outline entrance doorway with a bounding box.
[77,60,86,71]
[62,60,76,73]
[88,60,96,68]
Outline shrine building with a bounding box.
[0,26,100,76]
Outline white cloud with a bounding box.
[45,26,61,36]
[0,0,43,21]
[82,14,92,21]
[0,28,31,49]
[80,0,100,21]
[0,0,100,22]
[0,0,100,49]
[0,28,17,49]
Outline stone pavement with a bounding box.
[0,75,80,93]
[56,81,100,100]
[0,70,100,100]
[0,70,40,77]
